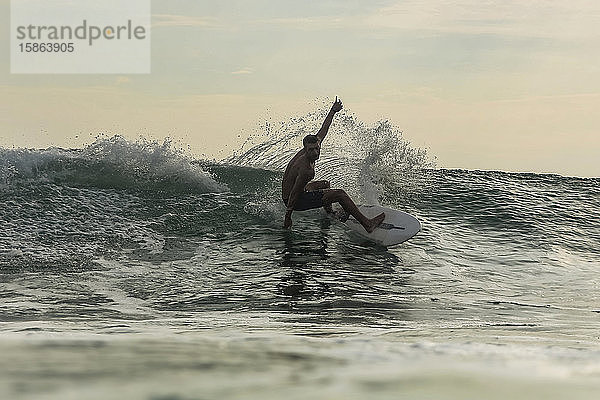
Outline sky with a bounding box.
[1,0,599,177]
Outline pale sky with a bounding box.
[1,0,599,177]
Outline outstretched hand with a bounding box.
[331,96,343,113]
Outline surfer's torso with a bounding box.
[282,149,315,202]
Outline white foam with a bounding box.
[0,136,227,193]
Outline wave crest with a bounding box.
[0,135,226,194]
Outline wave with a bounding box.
[0,136,226,194]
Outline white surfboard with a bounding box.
[341,205,421,246]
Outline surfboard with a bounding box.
[337,205,421,246]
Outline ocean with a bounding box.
[1,115,599,399]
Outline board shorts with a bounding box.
[283,190,324,211]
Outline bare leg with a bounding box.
[322,189,385,233]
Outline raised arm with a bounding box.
[316,96,343,143]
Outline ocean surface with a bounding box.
[1,115,599,399]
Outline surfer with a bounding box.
[282,97,385,232]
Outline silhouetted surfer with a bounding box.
[281,97,385,232]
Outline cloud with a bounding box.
[488,92,600,104]
[365,0,600,40]
[231,68,254,75]
[250,15,347,30]
[152,14,219,28]
[115,76,131,85]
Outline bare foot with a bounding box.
[365,212,385,233]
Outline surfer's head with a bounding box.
[303,135,321,161]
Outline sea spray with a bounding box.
[226,102,434,205]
